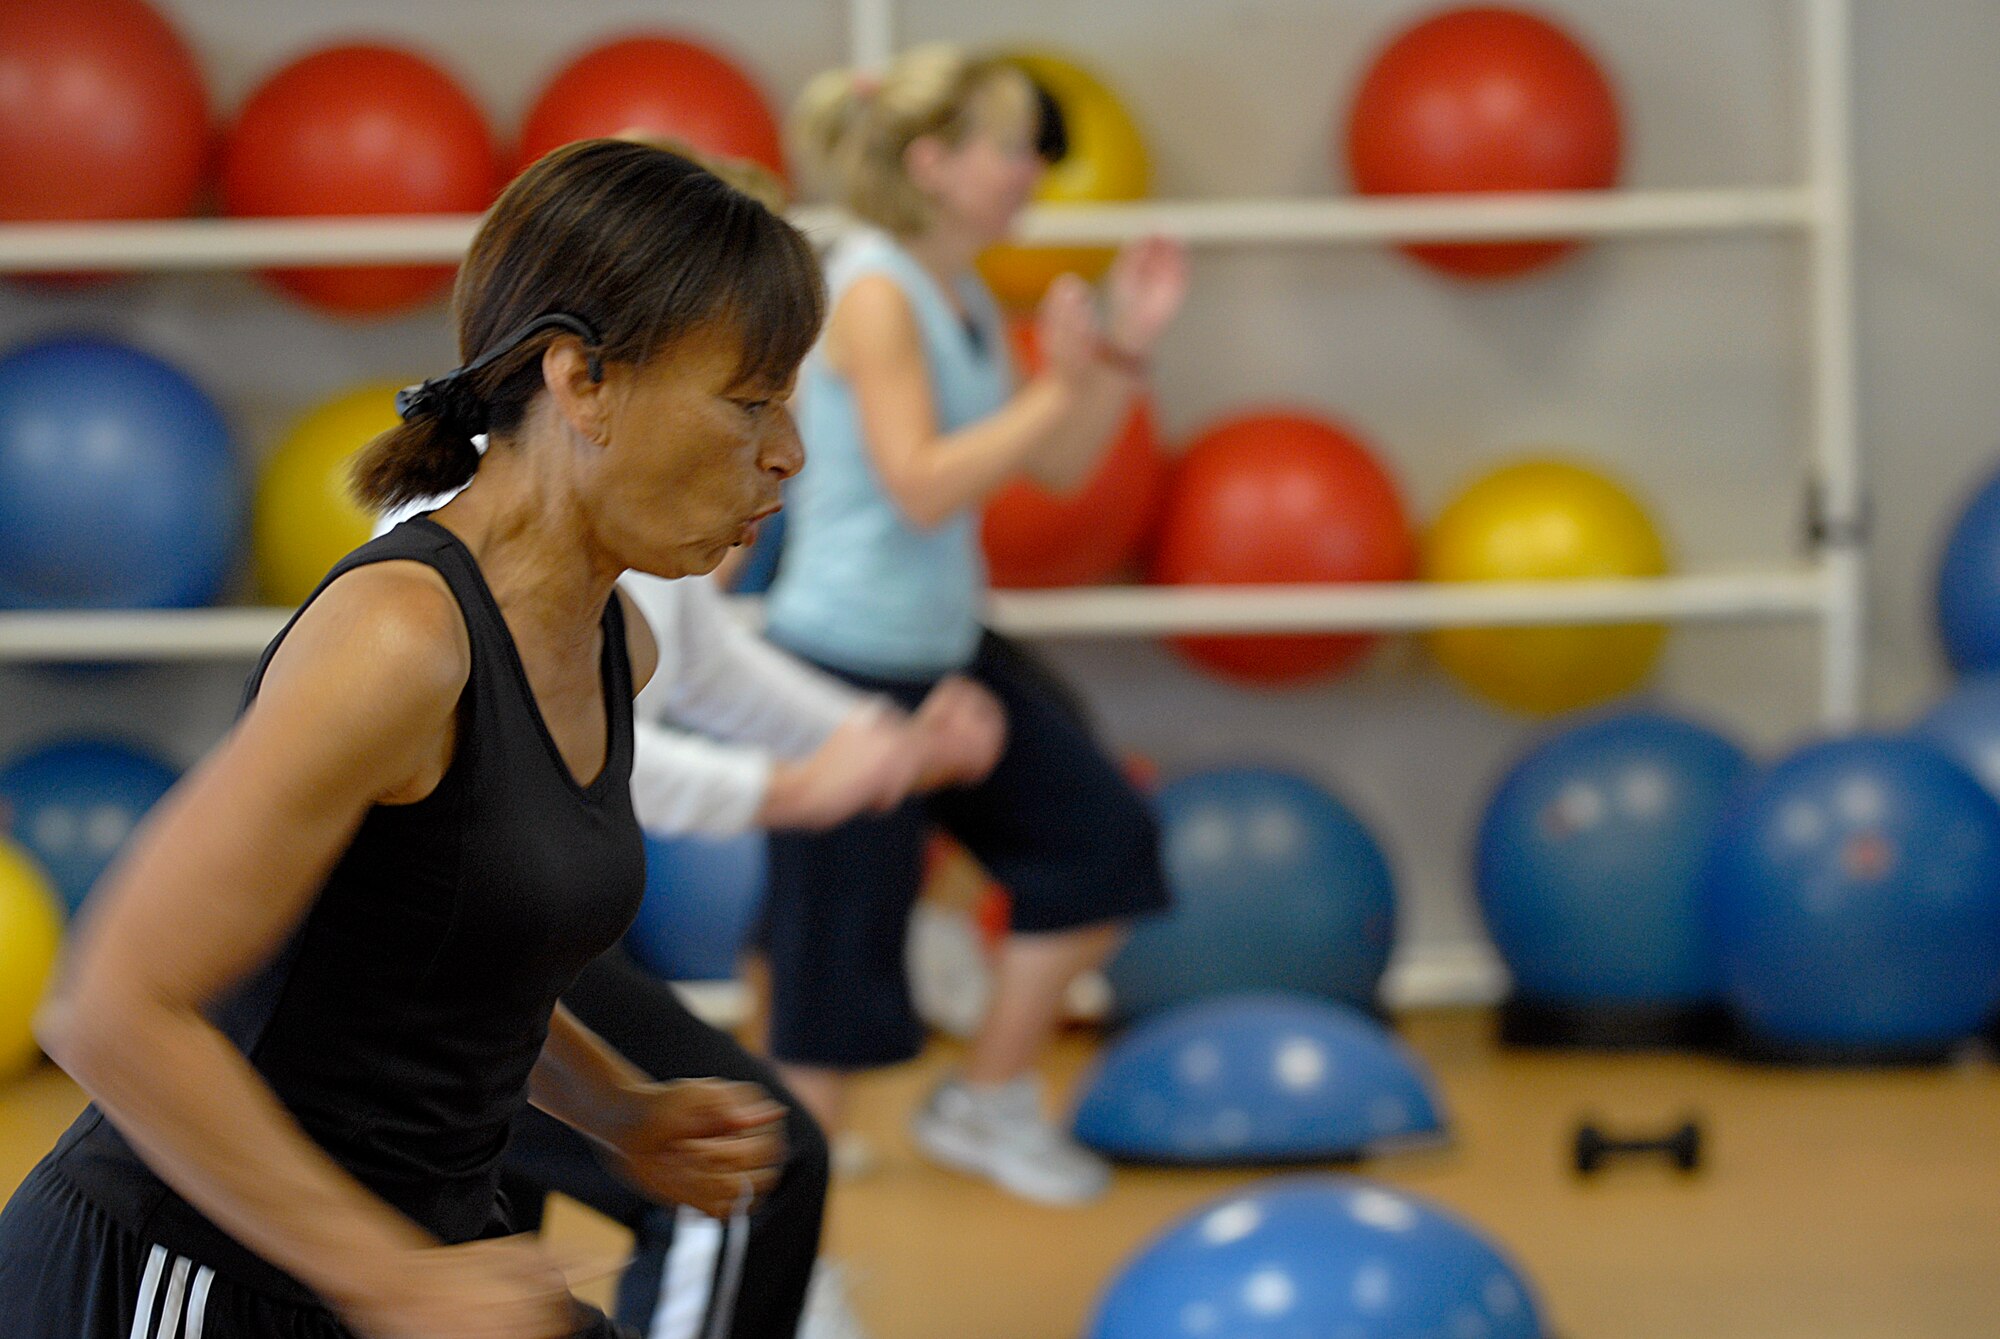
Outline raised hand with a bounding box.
[1035,270,1103,384]
[759,705,924,829]
[1103,234,1190,357]
[911,676,1006,790]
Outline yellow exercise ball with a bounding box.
[253,381,406,606]
[0,838,63,1082]
[977,51,1151,310]
[1424,458,1669,715]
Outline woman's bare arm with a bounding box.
[34,562,499,1320]
[833,275,1079,529]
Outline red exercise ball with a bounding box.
[981,319,1167,588]
[1151,412,1415,686]
[221,44,500,318]
[518,34,786,184]
[1345,6,1622,280]
[0,0,209,224]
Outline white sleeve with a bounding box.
[622,574,867,758]
[628,718,774,837]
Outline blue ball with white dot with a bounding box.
[1107,767,1395,1020]
[1072,993,1445,1164]
[1478,710,1751,1005]
[1704,735,2000,1049]
[1089,1176,1546,1339]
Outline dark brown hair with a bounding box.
[352,138,826,510]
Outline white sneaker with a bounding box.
[798,1259,870,1339]
[909,1075,1111,1206]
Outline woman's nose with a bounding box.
[764,408,805,480]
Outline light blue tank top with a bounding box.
[764,228,1013,678]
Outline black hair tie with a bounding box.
[395,312,605,431]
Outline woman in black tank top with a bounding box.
[0,140,824,1339]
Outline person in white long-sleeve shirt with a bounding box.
[625,569,920,837]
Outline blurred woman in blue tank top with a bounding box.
[760,44,1187,1206]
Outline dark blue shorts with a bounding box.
[761,632,1169,1069]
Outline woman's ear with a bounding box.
[542,337,611,445]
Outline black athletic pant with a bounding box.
[0,1160,632,1338]
[502,948,828,1338]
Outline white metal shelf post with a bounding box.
[1804,0,1865,729]
[848,0,895,73]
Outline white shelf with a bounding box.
[0,608,290,662]
[0,189,1811,273]
[986,568,1829,638]
[1002,188,1815,247]
[0,569,1829,663]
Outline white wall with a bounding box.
[5,0,1997,1000]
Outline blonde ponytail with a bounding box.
[790,66,877,196]
[789,44,1036,236]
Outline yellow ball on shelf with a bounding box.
[252,381,407,606]
[0,838,64,1083]
[1424,457,1669,715]
[977,51,1151,310]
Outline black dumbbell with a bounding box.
[1572,1118,1703,1175]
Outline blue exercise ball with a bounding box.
[1705,736,2000,1052]
[0,334,241,609]
[1106,767,1395,1021]
[1089,1176,1547,1339]
[1937,465,2000,671]
[1478,710,1751,1005]
[0,738,179,916]
[624,829,767,981]
[1072,993,1444,1164]
[1911,675,2000,800]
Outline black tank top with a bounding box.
[50,517,646,1301]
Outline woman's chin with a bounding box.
[625,546,717,581]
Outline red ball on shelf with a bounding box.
[221,44,501,318]
[981,319,1168,589]
[518,34,786,185]
[1344,6,1623,280]
[0,0,211,225]
[1150,411,1416,686]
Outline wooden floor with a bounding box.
[5,1011,1999,1339]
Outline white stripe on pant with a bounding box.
[127,1245,168,1339]
[649,1206,724,1339]
[185,1267,215,1339]
[155,1256,192,1339]
[130,1248,217,1339]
